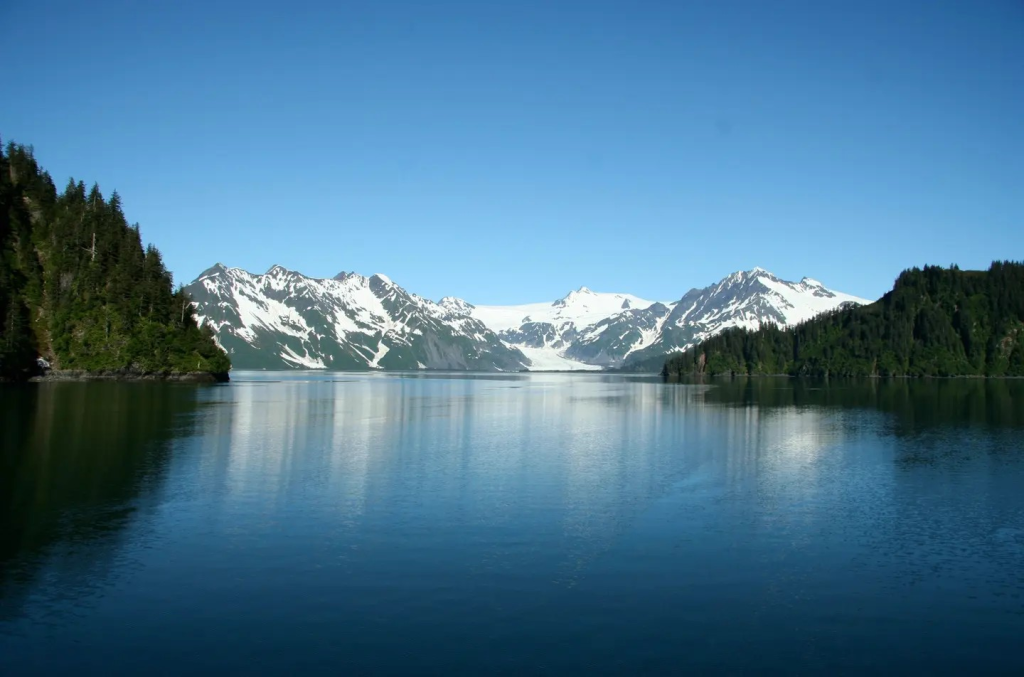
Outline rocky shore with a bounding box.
[28,369,229,383]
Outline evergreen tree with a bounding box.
[664,263,1024,380]
[0,140,229,380]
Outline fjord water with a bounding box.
[2,374,1023,674]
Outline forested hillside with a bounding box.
[0,141,229,380]
[663,263,1024,379]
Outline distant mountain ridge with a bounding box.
[445,267,868,369]
[664,262,1024,378]
[185,265,870,371]
[187,264,525,371]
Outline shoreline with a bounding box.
[25,369,230,383]
[663,372,1024,382]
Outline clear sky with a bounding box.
[2,0,1022,304]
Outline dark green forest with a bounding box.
[0,141,229,380]
[664,262,1024,379]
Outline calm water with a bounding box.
[2,373,1023,674]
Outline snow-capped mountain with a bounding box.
[611,267,869,369]
[185,265,870,371]
[185,264,528,371]
[446,268,869,369]
[467,287,655,370]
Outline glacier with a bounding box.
[185,265,871,372]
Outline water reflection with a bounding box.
[0,383,206,622]
[1,373,1022,673]
[696,376,1024,430]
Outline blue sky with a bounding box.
[2,0,1022,304]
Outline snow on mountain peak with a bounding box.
[185,262,872,374]
[184,265,527,372]
[744,266,775,279]
[554,285,601,306]
[719,267,782,288]
[439,296,475,315]
[726,268,756,281]
[198,263,228,279]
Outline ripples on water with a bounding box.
[1,374,1023,674]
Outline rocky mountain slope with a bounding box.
[185,265,527,371]
[185,265,869,371]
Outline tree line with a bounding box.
[0,140,229,380]
[663,262,1024,379]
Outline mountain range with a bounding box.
[185,265,869,371]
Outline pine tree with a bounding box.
[664,263,1024,380]
[0,141,230,380]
